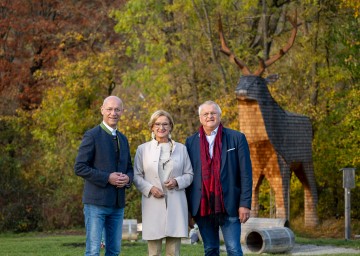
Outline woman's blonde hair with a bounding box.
[148,110,174,132]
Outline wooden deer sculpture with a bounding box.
[219,11,318,226]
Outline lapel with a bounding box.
[150,139,161,160]
[100,122,121,153]
[220,128,227,173]
[194,133,202,171]
[100,122,112,135]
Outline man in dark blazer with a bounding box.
[75,96,133,256]
[185,100,252,256]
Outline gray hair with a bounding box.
[198,101,222,116]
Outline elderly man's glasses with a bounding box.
[201,112,218,118]
[105,108,122,113]
[154,122,169,128]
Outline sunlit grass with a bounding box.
[0,229,360,256]
[0,233,216,256]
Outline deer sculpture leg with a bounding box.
[295,162,319,227]
[265,152,287,219]
[251,172,264,217]
[248,139,288,219]
[248,140,273,217]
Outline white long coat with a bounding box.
[133,139,193,240]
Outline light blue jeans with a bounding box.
[195,215,242,256]
[84,204,124,256]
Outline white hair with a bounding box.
[198,100,222,116]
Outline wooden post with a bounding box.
[340,168,356,240]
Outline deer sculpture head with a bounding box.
[218,11,298,100]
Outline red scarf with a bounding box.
[199,124,225,217]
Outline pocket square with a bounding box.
[227,148,235,152]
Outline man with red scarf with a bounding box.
[185,100,252,256]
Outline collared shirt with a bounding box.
[206,126,219,158]
[102,121,117,136]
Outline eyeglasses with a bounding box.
[104,108,122,113]
[154,122,169,128]
[200,112,218,118]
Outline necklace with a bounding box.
[162,141,173,170]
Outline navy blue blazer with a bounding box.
[185,127,252,217]
[74,125,134,208]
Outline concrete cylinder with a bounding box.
[241,217,289,243]
[245,227,295,254]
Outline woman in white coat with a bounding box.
[133,110,193,256]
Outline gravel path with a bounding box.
[288,244,360,255]
[183,238,360,255]
[241,243,360,255]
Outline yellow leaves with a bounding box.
[339,0,360,17]
[59,32,86,51]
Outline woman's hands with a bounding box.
[164,178,178,190]
[150,178,177,198]
[150,179,178,198]
[150,186,165,198]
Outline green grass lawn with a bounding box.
[0,233,221,256]
[0,232,360,256]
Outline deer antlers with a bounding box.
[219,10,298,76]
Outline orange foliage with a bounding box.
[0,0,126,111]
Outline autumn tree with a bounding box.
[0,0,127,231]
[0,0,124,112]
